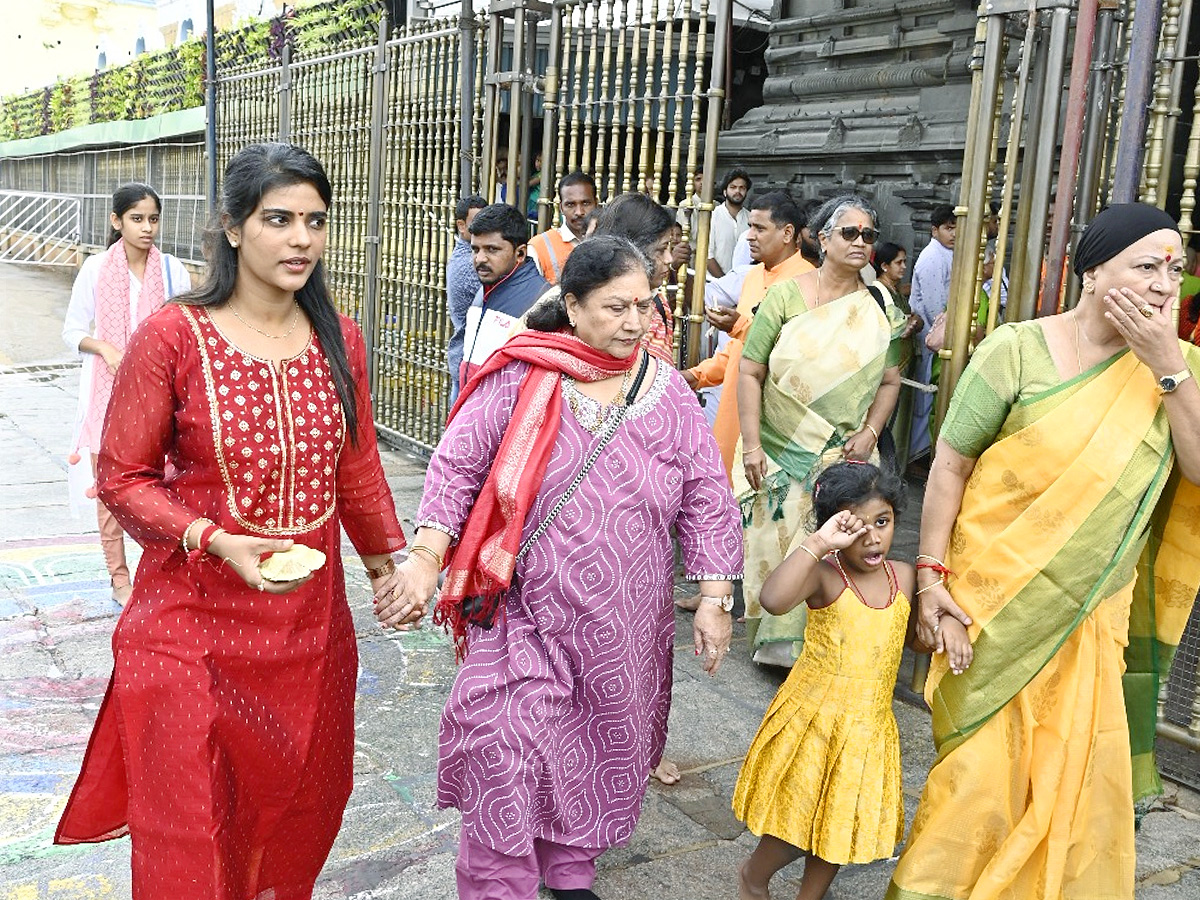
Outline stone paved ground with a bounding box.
[1,261,1198,899]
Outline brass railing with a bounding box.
[934,0,1200,776]
[214,3,729,452]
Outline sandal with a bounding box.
[111,582,133,607]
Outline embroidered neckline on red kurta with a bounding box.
[182,306,346,535]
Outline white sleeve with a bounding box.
[163,254,192,298]
[62,253,103,354]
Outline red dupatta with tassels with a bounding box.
[433,330,640,659]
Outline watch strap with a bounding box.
[1159,368,1193,392]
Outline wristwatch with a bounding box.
[1157,368,1193,393]
[700,593,735,612]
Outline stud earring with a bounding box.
[568,319,576,328]
[1083,281,1095,294]
[229,239,239,248]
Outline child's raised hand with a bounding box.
[814,510,868,552]
[937,616,974,675]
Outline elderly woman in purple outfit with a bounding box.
[375,235,743,900]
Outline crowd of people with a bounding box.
[54,144,1200,900]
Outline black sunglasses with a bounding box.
[836,226,879,244]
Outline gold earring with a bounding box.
[1083,281,1095,294]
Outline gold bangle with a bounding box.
[915,581,945,596]
[799,543,822,563]
[916,553,946,567]
[366,557,396,580]
[863,423,879,442]
[411,544,444,570]
[743,445,762,455]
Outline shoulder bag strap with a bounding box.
[517,350,651,561]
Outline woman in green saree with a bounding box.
[889,203,1200,900]
[736,194,903,667]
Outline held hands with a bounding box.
[1102,287,1186,376]
[938,616,974,675]
[208,533,312,594]
[372,555,435,630]
[916,580,974,670]
[693,601,732,676]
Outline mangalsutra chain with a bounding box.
[231,301,301,340]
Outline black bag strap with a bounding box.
[867,282,889,313]
[517,350,651,561]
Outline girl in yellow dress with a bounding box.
[733,462,948,900]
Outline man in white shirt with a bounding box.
[707,167,751,277]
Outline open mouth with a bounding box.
[283,257,311,272]
[861,552,884,566]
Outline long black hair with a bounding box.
[526,235,651,332]
[174,143,358,439]
[107,182,162,247]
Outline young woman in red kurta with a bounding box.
[55,144,422,899]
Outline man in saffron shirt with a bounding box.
[683,191,813,480]
[527,171,598,284]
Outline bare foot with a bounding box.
[738,861,771,900]
[650,759,681,785]
[112,583,133,607]
[674,592,701,611]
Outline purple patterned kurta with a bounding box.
[418,358,742,856]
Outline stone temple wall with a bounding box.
[718,0,980,254]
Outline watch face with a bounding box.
[1160,376,1178,391]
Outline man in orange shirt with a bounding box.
[683,192,813,480]
[527,171,598,284]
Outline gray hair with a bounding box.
[812,194,879,263]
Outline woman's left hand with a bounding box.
[842,428,876,461]
[1103,287,1187,376]
[373,556,435,630]
[693,602,732,676]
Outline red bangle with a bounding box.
[198,523,222,554]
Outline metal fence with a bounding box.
[215,4,727,453]
[0,142,208,263]
[0,191,81,265]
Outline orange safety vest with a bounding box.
[528,230,574,285]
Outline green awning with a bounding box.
[0,107,205,158]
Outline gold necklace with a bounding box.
[567,362,635,434]
[230,301,301,340]
[1073,310,1084,375]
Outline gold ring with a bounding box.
[1139,305,1154,319]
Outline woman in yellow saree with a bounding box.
[888,203,1200,900]
[737,194,904,667]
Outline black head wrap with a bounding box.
[1073,203,1180,277]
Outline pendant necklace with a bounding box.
[231,301,301,340]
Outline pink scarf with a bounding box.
[74,240,166,454]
